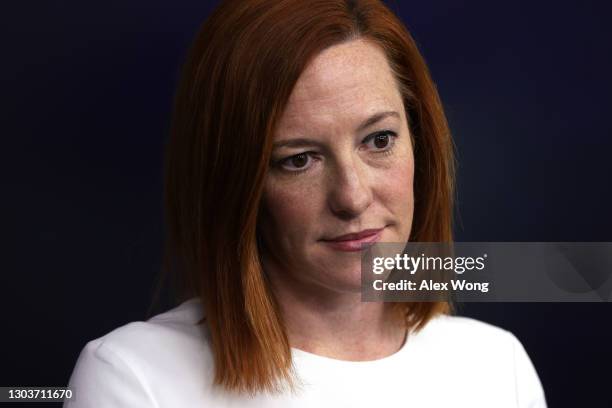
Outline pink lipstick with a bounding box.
[321,228,384,252]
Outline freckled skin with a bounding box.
[259,39,414,295]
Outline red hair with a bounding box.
[163,0,455,394]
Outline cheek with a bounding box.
[261,180,322,239]
[387,143,414,197]
[377,145,414,222]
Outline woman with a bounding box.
[66,0,547,406]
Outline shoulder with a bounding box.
[418,313,517,345]
[66,298,215,407]
[92,297,207,353]
[412,314,525,368]
[408,314,547,407]
[86,298,210,371]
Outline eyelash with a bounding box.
[274,130,398,175]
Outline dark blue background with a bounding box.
[3,1,611,406]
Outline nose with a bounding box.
[327,155,373,219]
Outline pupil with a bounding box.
[292,154,308,168]
[374,134,388,148]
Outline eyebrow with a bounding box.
[272,110,400,149]
[356,110,400,132]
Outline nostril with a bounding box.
[331,208,360,221]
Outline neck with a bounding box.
[265,261,407,361]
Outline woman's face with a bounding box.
[259,38,414,293]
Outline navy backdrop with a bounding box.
[3,1,611,407]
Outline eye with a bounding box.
[363,130,397,151]
[279,152,313,172]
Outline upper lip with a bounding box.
[322,228,384,242]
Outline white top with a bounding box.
[65,298,547,407]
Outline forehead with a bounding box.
[278,39,404,133]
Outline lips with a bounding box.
[325,228,384,241]
[321,228,384,252]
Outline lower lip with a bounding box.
[321,229,384,252]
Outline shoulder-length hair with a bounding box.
[163,0,455,395]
